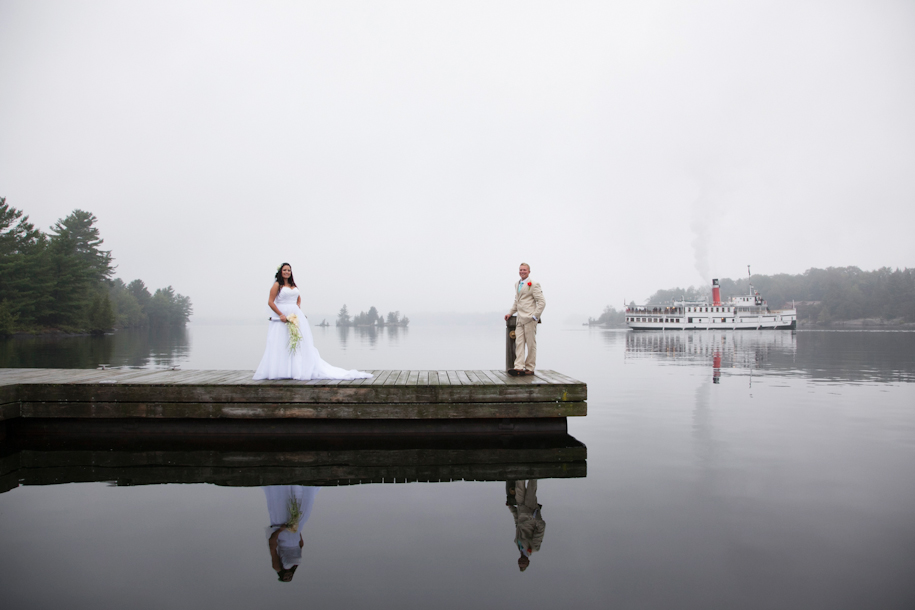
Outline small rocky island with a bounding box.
[336,305,409,327]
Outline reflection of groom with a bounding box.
[504,263,546,376]
[506,480,545,572]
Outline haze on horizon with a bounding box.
[1,1,913,323]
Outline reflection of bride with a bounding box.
[253,263,373,381]
[264,485,319,582]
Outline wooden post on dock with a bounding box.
[506,316,517,371]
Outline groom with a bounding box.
[504,263,546,376]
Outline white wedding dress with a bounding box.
[253,286,372,381]
[263,486,319,570]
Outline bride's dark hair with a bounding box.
[274,263,296,288]
[276,564,298,582]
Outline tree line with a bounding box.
[336,305,409,327]
[587,306,628,327]
[590,266,915,326]
[717,267,915,324]
[0,197,192,335]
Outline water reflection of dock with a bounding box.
[0,433,586,494]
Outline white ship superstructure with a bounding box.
[626,279,797,331]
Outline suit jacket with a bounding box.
[509,279,546,324]
[508,480,545,553]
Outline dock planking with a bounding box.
[0,368,586,424]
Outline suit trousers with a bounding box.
[514,319,537,371]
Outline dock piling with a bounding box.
[506,317,517,371]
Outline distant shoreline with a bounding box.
[803,319,915,329]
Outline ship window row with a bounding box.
[628,318,680,323]
[685,307,732,313]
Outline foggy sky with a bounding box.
[1,1,913,322]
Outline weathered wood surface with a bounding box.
[15,400,586,419]
[0,402,19,422]
[0,368,587,421]
[7,416,569,436]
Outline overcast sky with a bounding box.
[1,0,913,322]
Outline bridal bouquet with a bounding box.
[285,498,303,532]
[286,314,303,353]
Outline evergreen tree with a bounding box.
[645,286,708,306]
[146,286,193,327]
[88,292,115,334]
[127,279,152,309]
[0,201,193,331]
[594,306,626,327]
[337,304,351,327]
[44,210,114,328]
[50,210,113,281]
[109,279,147,327]
[173,292,193,325]
[0,198,47,328]
[0,300,17,336]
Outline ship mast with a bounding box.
[748,264,762,305]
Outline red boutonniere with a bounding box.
[527,282,532,287]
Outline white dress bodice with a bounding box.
[275,286,300,305]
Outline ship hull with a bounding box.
[628,322,796,331]
[628,316,797,331]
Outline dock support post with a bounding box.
[506,316,517,371]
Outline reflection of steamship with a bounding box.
[625,330,915,384]
[625,330,798,383]
[626,279,797,331]
[625,330,796,367]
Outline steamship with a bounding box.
[625,279,797,331]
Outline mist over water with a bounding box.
[2,325,914,608]
[2,1,913,320]
[1,3,914,606]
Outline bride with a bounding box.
[253,263,373,381]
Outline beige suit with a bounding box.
[508,278,546,371]
[508,480,545,555]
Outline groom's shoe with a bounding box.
[508,369,524,376]
[524,370,536,376]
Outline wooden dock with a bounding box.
[0,368,586,435]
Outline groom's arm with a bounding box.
[506,286,519,318]
[532,283,546,319]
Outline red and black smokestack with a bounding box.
[712,278,721,306]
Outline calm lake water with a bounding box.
[2,324,914,609]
